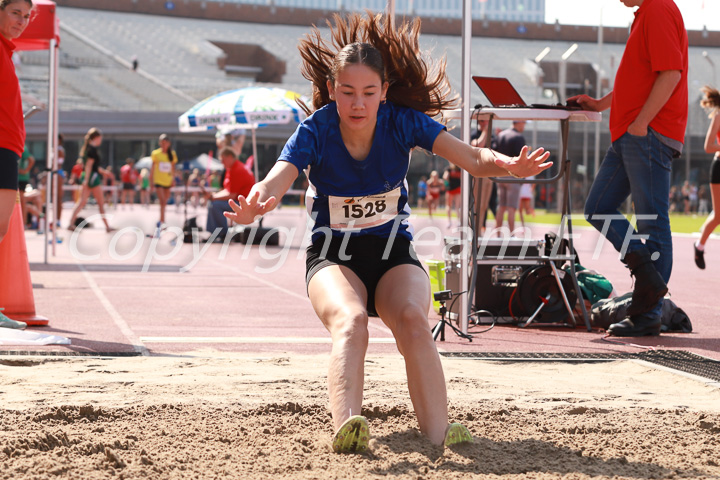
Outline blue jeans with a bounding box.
[206,199,232,236]
[584,131,673,319]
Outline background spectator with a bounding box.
[494,121,526,235]
[120,157,138,209]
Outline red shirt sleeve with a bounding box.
[224,161,255,197]
[0,36,25,155]
[644,3,685,73]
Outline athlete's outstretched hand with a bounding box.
[224,191,278,225]
[494,146,552,179]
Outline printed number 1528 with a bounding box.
[342,200,387,219]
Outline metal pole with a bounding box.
[44,39,58,263]
[703,51,717,88]
[558,61,567,104]
[594,12,603,180]
[532,47,550,151]
[51,40,59,255]
[251,127,259,184]
[459,0,472,335]
[558,43,578,103]
[251,126,262,227]
[556,44,578,213]
[582,79,589,195]
[533,84,538,150]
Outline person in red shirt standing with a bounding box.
[442,164,462,229]
[569,0,688,337]
[68,158,84,203]
[204,147,254,240]
[0,0,32,245]
[119,157,139,209]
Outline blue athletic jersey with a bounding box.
[278,101,445,242]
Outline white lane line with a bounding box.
[78,265,149,356]
[209,259,395,336]
[140,336,397,344]
[210,258,310,303]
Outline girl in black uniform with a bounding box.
[68,128,113,232]
[694,86,720,269]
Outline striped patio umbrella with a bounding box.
[178,86,309,133]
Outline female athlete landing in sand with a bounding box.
[225,13,552,453]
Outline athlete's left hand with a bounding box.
[495,146,552,178]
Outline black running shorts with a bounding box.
[306,234,426,317]
[710,158,720,185]
[0,147,19,191]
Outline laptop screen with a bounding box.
[472,76,527,107]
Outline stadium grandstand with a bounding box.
[18,3,720,192]
[171,0,546,23]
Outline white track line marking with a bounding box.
[140,336,397,344]
[210,259,310,303]
[209,259,395,337]
[79,265,149,356]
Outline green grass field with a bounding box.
[405,207,707,234]
[523,209,705,234]
[281,203,708,234]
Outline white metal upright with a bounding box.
[44,38,59,262]
[459,0,472,335]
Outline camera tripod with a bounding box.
[431,290,473,342]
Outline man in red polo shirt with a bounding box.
[204,146,255,240]
[570,0,688,337]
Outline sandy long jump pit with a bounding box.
[1,353,720,479]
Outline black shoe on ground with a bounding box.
[623,249,668,317]
[694,244,706,270]
[607,314,662,337]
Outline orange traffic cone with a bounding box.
[0,192,49,326]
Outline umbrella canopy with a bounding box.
[178,87,309,133]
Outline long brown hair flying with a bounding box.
[298,12,457,119]
[700,85,720,118]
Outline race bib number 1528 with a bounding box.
[328,188,401,230]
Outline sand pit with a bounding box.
[1,353,720,479]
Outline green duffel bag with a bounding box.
[563,264,614,305]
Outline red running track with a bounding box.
[6,203,720,360]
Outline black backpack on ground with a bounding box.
[590,292,692,333]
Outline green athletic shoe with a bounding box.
[444,423,473,447]
[0,308,27,330]
[332,415,369,454]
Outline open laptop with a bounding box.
[472,76,581,110]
